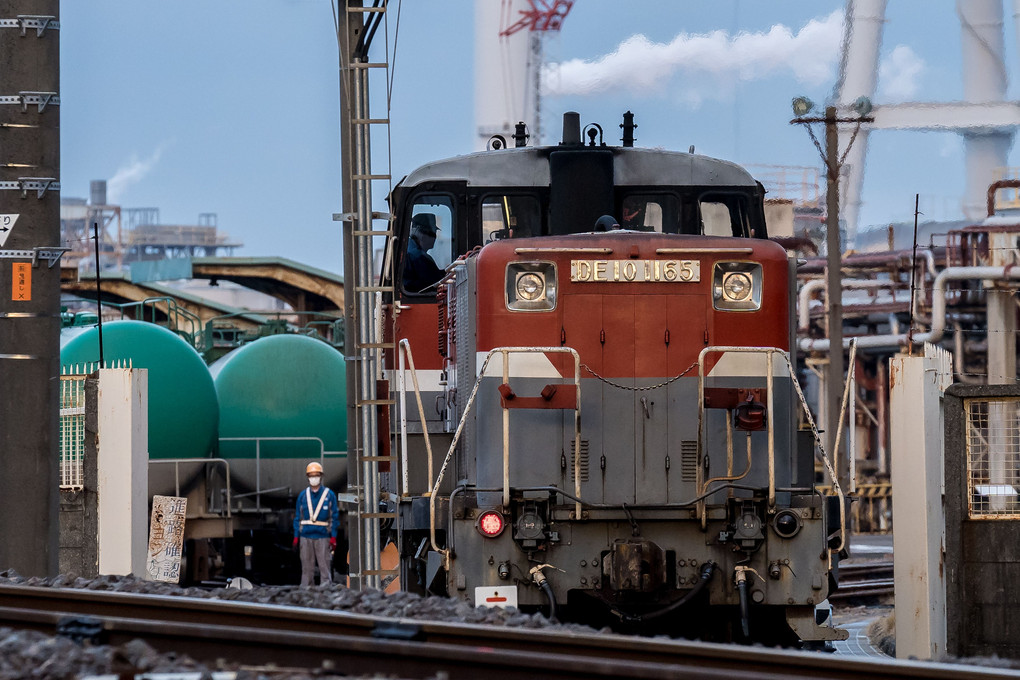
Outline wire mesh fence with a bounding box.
[965,397,1020,518]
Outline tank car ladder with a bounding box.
[335,0,397,591]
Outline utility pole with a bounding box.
[791,98,872,493]
[0,4,62,576]
[823,106,845,489]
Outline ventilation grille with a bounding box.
[570,439,590,482]
[680,440,698,482]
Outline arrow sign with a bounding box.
[0,214,18,248]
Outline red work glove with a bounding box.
[292,537,299,549]
[329,536,337,550]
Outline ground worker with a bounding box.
[293,461,340,586]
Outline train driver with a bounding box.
[293,461,340,587]
[403,213,445,293]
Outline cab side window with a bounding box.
[402,196,455,295]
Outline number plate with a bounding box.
[570,259,700,283]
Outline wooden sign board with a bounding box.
[147,495,187,583]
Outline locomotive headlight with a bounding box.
[713,262,762,311]
[722,272,752,301]
[516,273,545,300]
[506,261,557,311]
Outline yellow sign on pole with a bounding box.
[12,263,30,301]
[147,495,187,583]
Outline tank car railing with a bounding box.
[217,436,344,511]
[149,458,232,519]
[423,347,581,568]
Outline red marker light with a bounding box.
[477,510,505,538]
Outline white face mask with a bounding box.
[308,475,321,487]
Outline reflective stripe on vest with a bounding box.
[300,487,331,526]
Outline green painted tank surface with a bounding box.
[61,321,219,460]
[211,334,348,463]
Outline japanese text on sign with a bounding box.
[12,263,30,301]
[147,495,187,583]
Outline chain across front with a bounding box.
[580,360,699,391]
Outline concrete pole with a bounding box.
[0,2,60,577]
[890,344,953,660]
[95,369,148,576]
[824,107,847,491]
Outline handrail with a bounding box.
[697,346,781,526]
[427,346,582,568]
[397,339,435,496]
[494,347,582,515]
[148,457,233,518]
[697,345,849,554]
[217,436,346,512]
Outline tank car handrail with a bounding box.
[396,339,436,497]
[217,436,345,512]
[149,457,232,519]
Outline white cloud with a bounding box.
[878,45,924,101]
[543,10,843,98]
[107,143,170,203]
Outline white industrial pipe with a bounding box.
[798,266,1020,351]
[798,277,910,331]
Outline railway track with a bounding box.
[831,561,895,601]
[0,582,1011,679]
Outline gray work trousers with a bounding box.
[299,537,333,586]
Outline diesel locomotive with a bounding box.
[383,112,848,644]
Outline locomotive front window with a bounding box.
[481,194,540,242]
[699,193,751,238]
[402,195,455,295]
[620,193,679,232]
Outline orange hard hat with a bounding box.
[305,461,323,476]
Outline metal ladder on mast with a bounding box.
[336,0,397,591]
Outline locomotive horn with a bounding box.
[561,111,581,145]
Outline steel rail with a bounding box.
[831,561,895,601]
[0,584,1011,679]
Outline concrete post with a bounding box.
[95,368,148,576]
[889,343,953,660]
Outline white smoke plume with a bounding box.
[544,10,844,98]
[107,144,169,204]
[878,44,924,101]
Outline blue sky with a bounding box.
[59,1,1019,273]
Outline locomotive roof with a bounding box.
[397,145,760,190]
